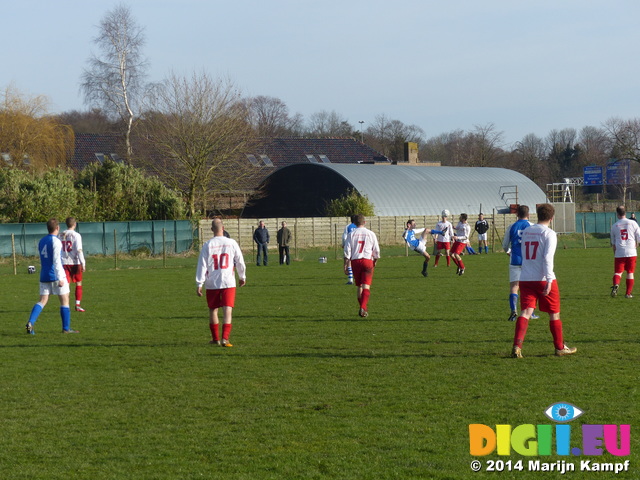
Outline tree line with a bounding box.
[2,4,640,222]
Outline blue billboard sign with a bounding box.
[583,166,603,185]
[606,160,630,185]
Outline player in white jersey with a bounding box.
[60,217,86,312]
[196,219,246,347]
[344,215,380,318]
[451,214,471,275]
[434,210,454,267]
[511,204,576,358]
[610,205,640,298]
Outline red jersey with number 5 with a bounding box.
[196,236,246,290]
[519,224,557,282]
[611,218,640,258]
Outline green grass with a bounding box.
[1,247,638,479]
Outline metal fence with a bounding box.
[1,220,195,257]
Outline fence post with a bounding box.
[163,228,167,268]
[114,229,118,270]
[582,217,587,249]
[12,233,17,275]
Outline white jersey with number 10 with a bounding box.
[196,236,246,290]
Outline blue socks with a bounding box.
[28,303,44,324]
[509,293,518,312]
[61,306,71,331]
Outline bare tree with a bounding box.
[470,123,504,167]
[81,4,148,160]
[137,71,259,217]
[512,133,547,184]
[365,114,425,162]
[306,110,353,137]
[246,95,302,137]
[603,117,640,162]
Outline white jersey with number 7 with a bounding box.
[196,236,246,290]
[344,227,380,261]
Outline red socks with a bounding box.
[549,320,564,350]
[222,323,232,340]
[626,279,634,296]
[513,316,529,348]
[446,255,451,266]
[209,323,219,342]
[76,285,83,301]
[360,289,371,310]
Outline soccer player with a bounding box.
[475,213,490,254]
[610,205,640,298]
[342,215,358,284]
[433,210,453,267]
[511,203,577,358]
[26,218,78,335]
[451,213,471,275]
[344,214,380,317]
[196,218,247,347]
[503,205,534,322]
[59,217,86,312]
[403,220,443,277]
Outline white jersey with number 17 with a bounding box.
[196,236,246,290]
[519,224,557,282]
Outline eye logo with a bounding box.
[544,402,583,422]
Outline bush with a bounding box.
[325,189,375,217]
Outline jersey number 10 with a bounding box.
[211,253,230,270]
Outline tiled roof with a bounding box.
[70,133,124,170]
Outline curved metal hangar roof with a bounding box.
[241,163,547,218]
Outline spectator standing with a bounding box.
[610,205,640,298]
[26,218,78,335]
[253,220,270,266]
[196,218,246,347]
[59,217,87,312]
[277,221,292,265]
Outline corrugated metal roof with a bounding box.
[310,164,547,216]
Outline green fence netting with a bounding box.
[1,220,195,257]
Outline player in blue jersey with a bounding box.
[25,218,78,335]
[502,205,537,322]
[342,215,358,284]
[403,219,443,277]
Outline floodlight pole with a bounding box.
[359,121,364,143]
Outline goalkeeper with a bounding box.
[403,219,443,277]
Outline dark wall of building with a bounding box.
[241,164,353,218]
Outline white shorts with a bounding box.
[39,281,70,296]
[509,265,522,283]
[477,233,488,241]
[412,239,427,254]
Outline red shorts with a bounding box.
[614,256,637,274]
[450,242,466,255]
[351,258,375,287]
[437,242,450,251]
[206,287,236,309]
[63,264,83,283]
[519,280,560,314]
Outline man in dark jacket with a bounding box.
[253,221,270,266]
[277,221,292,265]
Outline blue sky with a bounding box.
[4,0,640,146]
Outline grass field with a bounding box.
[1,245,638,479]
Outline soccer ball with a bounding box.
[442,209,450,218]
[28,265,36,274]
